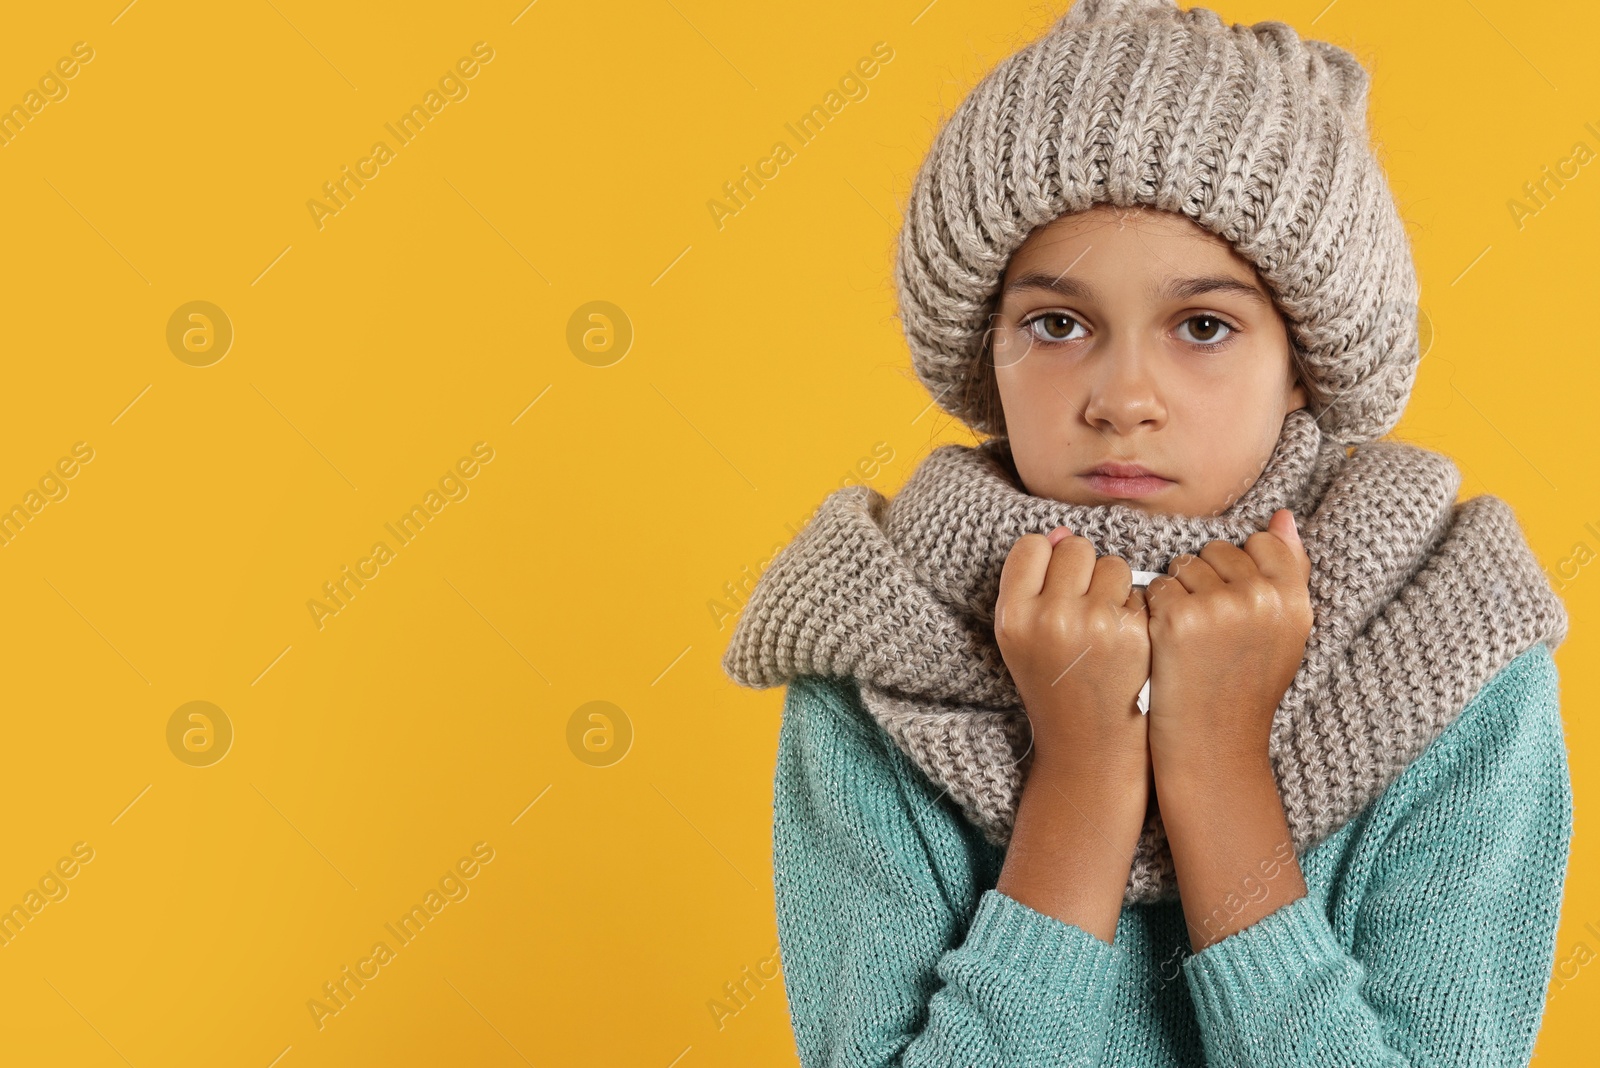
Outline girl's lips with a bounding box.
[1080,472,1172,498]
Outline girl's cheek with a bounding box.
[990,326,1024,369]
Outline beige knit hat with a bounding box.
[894,0,1420,446]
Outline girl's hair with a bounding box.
[966,322,1008,441]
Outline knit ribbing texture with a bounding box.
[771,644,1569,1062]
[721,408,1569,904]
[894,0,1420,446]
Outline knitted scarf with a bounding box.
[721,408,1569,904]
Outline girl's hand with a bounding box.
[993,528,1155,940]
[1143,509,1314,949]
[1144,508,1313,780]
[994,525,1151,776]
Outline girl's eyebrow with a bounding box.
[1000,271,1272,308]
[1000,271,1098,299]
[1160,274,1273,308]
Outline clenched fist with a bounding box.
[994,525,1151,775]
[1144,508,1313,780]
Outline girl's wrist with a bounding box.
[1029,740,1146,778]
[1150,745,1274,802]
[999,758,1149,941]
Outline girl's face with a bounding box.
[988,204,1308,517]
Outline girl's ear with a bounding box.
[1284,336,1310,413]
[1287,375,1309,413]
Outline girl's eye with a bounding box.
[1024,312,1086,344]
[1177,314,1235,346]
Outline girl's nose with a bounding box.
[1081,337,1165,433]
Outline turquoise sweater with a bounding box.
[772,643,1572,1066]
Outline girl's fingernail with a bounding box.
[1282,509,1303,547]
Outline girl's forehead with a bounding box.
[1016,205,1230,254]
[1003,212,1257,288]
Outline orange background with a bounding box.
[0,1,1594,1064]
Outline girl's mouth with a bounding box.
[1080,472,1173,498]
[1080,462,1173,499]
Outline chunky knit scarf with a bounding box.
[722,409,1569,904]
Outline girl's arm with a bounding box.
[990,527,1157,942]
[1145,515,1571,1064]
[773,674,1133,1068]
[1144,510,1320,953]
[1172,645,1571,1066]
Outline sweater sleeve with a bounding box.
[772,673,1130,1067]
[1179,644,1573,1067]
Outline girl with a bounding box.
[722,0,1571,1064]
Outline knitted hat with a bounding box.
[893,0,1419,446]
